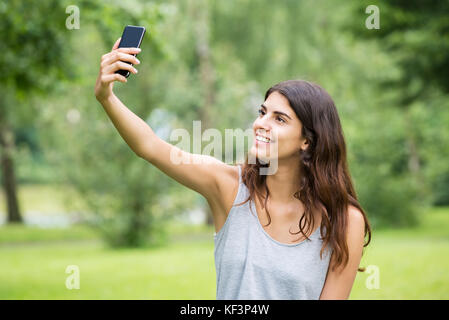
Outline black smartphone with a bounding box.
[115,25,146,78]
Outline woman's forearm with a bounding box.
[97,93,156,158]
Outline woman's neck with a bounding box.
[264,157,301,203]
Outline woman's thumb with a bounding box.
[112,37,121,50]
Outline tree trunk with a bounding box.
[0,124,23,223]
[403,107,429,201]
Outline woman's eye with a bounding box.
[258,109,285,123]
[277,116,285,123]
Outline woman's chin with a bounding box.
[249,145,274,164]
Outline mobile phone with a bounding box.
[115,25,146,78]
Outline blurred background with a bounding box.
[1,0,448,299]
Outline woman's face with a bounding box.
[250,91,308,162]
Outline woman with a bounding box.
[94,39,372,300]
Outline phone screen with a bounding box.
[116,25,146,78]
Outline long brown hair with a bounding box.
[236,79,371,273]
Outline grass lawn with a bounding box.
[0,240,216,299]
[0,201,448,299]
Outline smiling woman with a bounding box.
[217,79,372,299]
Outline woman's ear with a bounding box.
[301,139,309,151]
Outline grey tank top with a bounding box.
[213,165,333,300]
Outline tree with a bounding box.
[349,0,449,205]
[0,0,76,223]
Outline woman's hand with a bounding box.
[94,37,141,102]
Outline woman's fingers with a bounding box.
[103,60,138,75]
[101,47,141,62]
[101,73,127,84]
[116,47,141,55]
[101,51,140,69]
[97,41,141,88]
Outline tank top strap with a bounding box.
[237,164,242,185]
[213,164,246,240]
[233,164,248,206]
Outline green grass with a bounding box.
[350,206,449,299]
[351,236,449,299]
[0,222,215,245]
[0,224,98,244]
[0,240,216,299]
[0,203,448,299]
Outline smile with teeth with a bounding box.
[256,135,271,143]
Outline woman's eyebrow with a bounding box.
[261,104,292,120]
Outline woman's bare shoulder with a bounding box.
[216,163,240,196]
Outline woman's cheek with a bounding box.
[273,140,295,159]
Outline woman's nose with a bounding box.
[254,114,271,131]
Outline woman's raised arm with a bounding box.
[94,38,231,200]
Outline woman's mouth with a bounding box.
[255,134,271,145]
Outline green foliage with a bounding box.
[347,0,449,208]
[349,0,449,96]
[35,2,202,248]
[4,0,449,241]
[0,0,76,95]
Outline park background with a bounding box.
[1,0,448,299]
